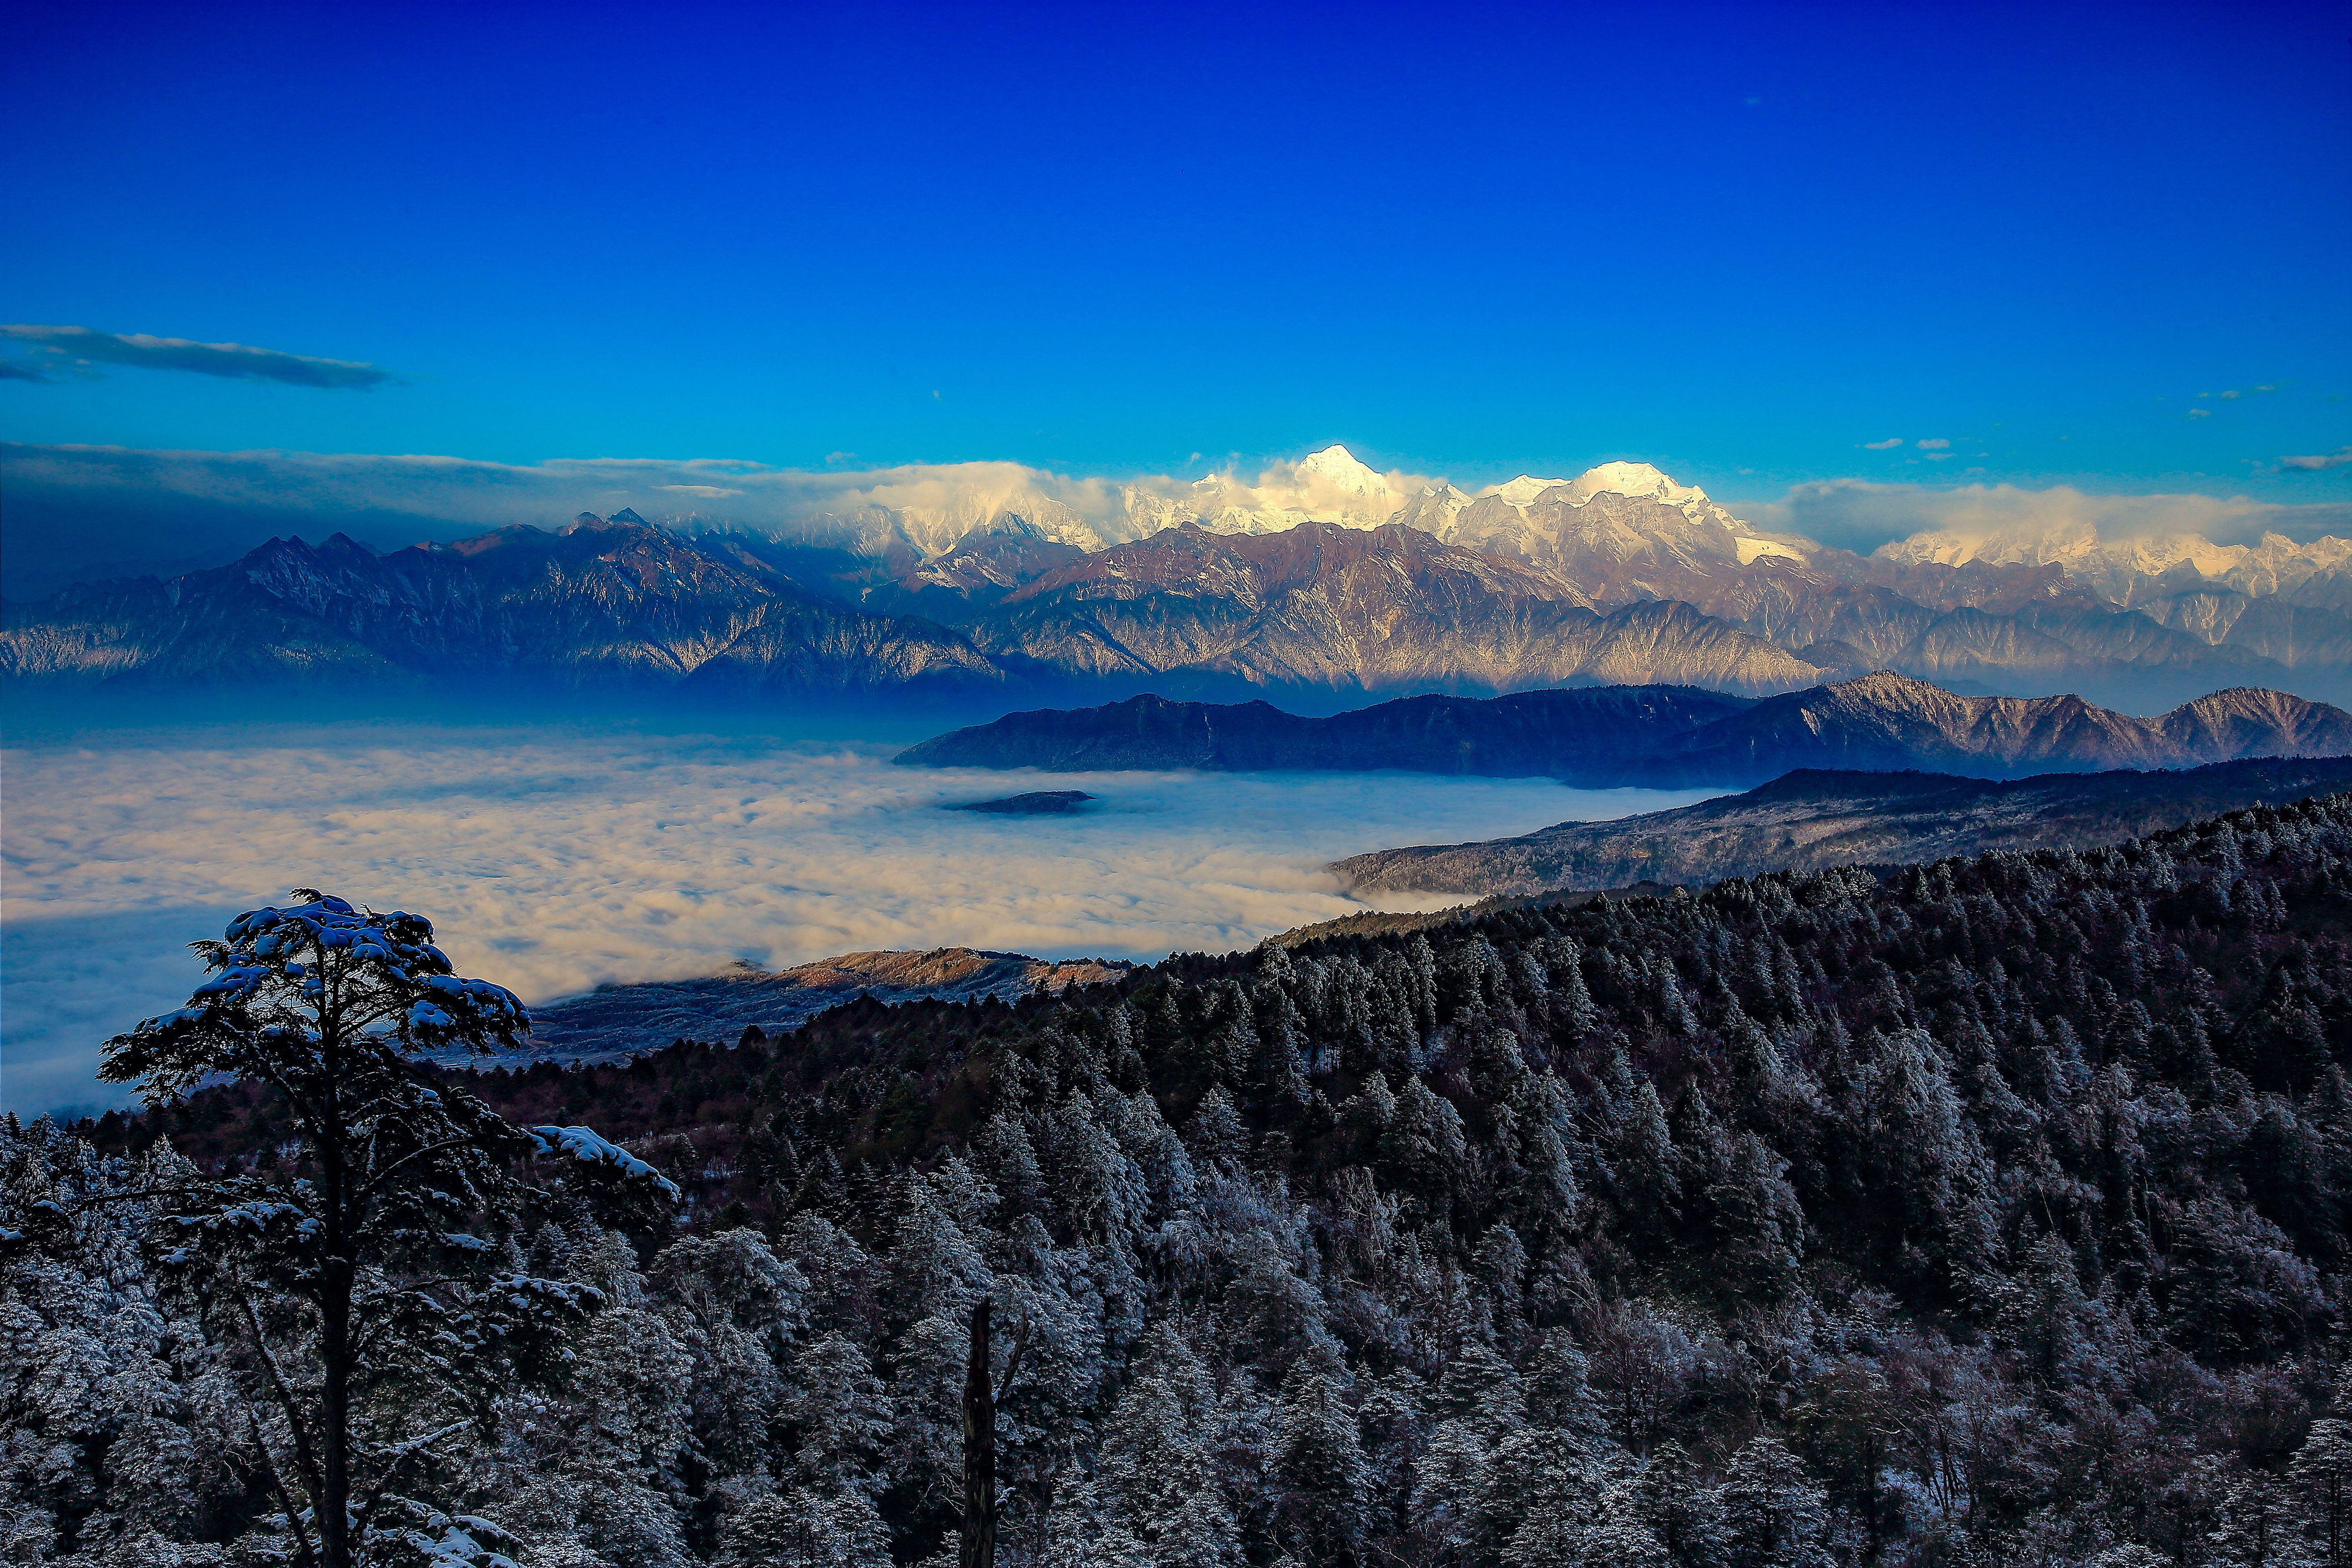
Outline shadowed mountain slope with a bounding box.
[898,671,2352,787]
[1334,754,2352,897]
[893,685,1755,774]
[0,520,1007,694]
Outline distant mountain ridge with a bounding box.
[0,514,1840,703]
[896,671,2352,787]
[894,686,1757,774]
[1637,670,2352,785]
[1333,754,2352,898]
[9,445,2352,709]
[967,519,1833,698]
[0,521,1007,697]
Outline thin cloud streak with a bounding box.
[0,325,392,389]
[0,720,1716,1115]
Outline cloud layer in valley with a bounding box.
[0,325,392,390]
[0,720,1716,1116]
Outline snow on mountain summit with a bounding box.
[1565,461,1708,510]
[1291,443,1392,501]
[1475,462,1762,535]
[1489,475,1574,508]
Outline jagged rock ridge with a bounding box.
[1636,670,2352,786]
[1,514,1838,702]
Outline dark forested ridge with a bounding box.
[897,672,2352,787]
[892,686,1755,775]
[1335,755,2352,898]
[15,793,2352,1566]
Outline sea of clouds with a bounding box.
[0,720,1718,1116]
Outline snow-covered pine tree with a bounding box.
[92,891,678,1568]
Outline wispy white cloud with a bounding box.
[2281,447,2352,472]
[1916,438,1950,450]
[1862,437,1903,450]
[0,325,392,389]
[1736,478,2352,556]
[0,720,1713,1115]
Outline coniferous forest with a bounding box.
[9,795,2352,1568]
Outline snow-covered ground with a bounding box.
[0,719,1718,1115]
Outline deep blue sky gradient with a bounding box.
[4,1,2348,502]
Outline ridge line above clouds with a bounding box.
[4,440,2350,603]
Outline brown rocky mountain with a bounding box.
[0,519,1009,696]
[969,520,1832,699]
[1377,464,2338,707]
[1334,754,2352,898]
[2,514,1840,703]
[1473,541,2307,710]
[1629,670,2352,786]
[849,517,1090,618]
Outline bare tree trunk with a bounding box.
[321,1253,352,1568]
[319,995,352,1568]
[960,1298,995,1568]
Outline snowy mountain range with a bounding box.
[8,445,2352,710]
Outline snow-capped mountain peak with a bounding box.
[1564,461,1710,513]
[1417,459,1813,592]
[1291,443,1391,501]
[1488,474,1573,509]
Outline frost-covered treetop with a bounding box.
[102,887,530,1102]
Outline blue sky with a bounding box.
[3,0,2348,503]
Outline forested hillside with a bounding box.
[12,794,2352,1566]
